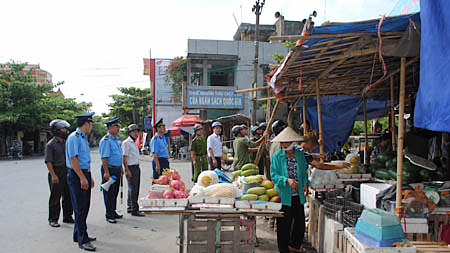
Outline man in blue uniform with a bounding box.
[150,118,169,180]
[99,117,124,224]
[66,112,96,251]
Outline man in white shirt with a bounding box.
[207,121,223,170]
[122,124,145,217]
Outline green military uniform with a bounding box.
[190,136,208,182]
[232,137,254,171]
[250,136,269,175]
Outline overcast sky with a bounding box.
[0,0,398,114]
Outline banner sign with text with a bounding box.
[185,86,244,109]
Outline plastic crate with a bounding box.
[355,220,404,241]
[342,200,364,228]
[354,231,403,247]
[358,208,400,227]
[323,197,364,227]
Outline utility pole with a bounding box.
[251,0,265,126]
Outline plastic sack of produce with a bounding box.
[189,184,206,197]
[204,183,242,198]
[197,170,219,187]
[346,153,360,164]
[310,168,337,187]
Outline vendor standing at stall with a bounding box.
[270,127,309,253]
[150,118,170,179]
[371,132,392,159]
[207,121,223,170]
[190,124,208,182]
[299,131,349,170]
[232,124,266,171]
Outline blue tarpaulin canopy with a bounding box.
[413,0,450,132]
[266,12,421,153]
[298,95,391,153]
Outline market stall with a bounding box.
[236,9,450,252]
[139,167,283,253]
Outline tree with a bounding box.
[108,87,152,129]
[0,61,97,154]
[166,56,186,103]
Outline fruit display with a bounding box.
[241,163,257,171]
[147,169,189,199]
[241,169,258,177]
[241,179,280,203]
[244,175,263,184]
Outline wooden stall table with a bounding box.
[141,208,283,253]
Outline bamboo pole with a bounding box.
[302,96,307,134]
[395,57,406,217]
[390,76,397,150]
[255,100,280,169]
[363,97,369,165]
[266,86,271,122]
[316,80,325,160]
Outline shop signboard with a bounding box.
[185,86,244,109]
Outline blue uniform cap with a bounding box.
[212,121,222,128]
[105,117,120,127]
[154,118,164,128]
[75,112,95,125]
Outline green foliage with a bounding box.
[108,87,152,129]
[0,62,90,133]
[352,117,389,135]
[91,115,108,139]
[166,56,186,104]
[273,41,297,63]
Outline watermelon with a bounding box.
[375,169,391,180]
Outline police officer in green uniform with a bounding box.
[232,124,267,171]
[190,124,208,182]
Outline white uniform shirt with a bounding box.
[122,136,140,166]
[207,133,222,157]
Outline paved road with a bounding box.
[0,149,195,253]
[0,149,279,253]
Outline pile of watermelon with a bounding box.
[370,151,446,183]
[147,169,189,199]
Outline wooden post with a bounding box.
[302,96,308,134]
[316,80,325,159]
[255,100,280,167]
[363,97,368,165]
[396,57,406,217]
[390,76,397,150]
[266,86,271,122]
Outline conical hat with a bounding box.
[271,127,304,142]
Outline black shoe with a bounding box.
[48,221,60,228]
[106,218,117,223]
[131,211,145,217]
[73,236,96,243]
[114,212,123,219]
[127,209,132,214]
[63,217,75,223]
[79,242,96,251]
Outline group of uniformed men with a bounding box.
[44,113,147,251]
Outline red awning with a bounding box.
[172,115,201,127]
[166,127,181,136]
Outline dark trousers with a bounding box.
[208,156,222,170]
[276,196,305,253]
[48,166,73,222]
[126,165,141,212]
[152,157,169,179]
[67,169,92,247]
[101,166,121,219]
